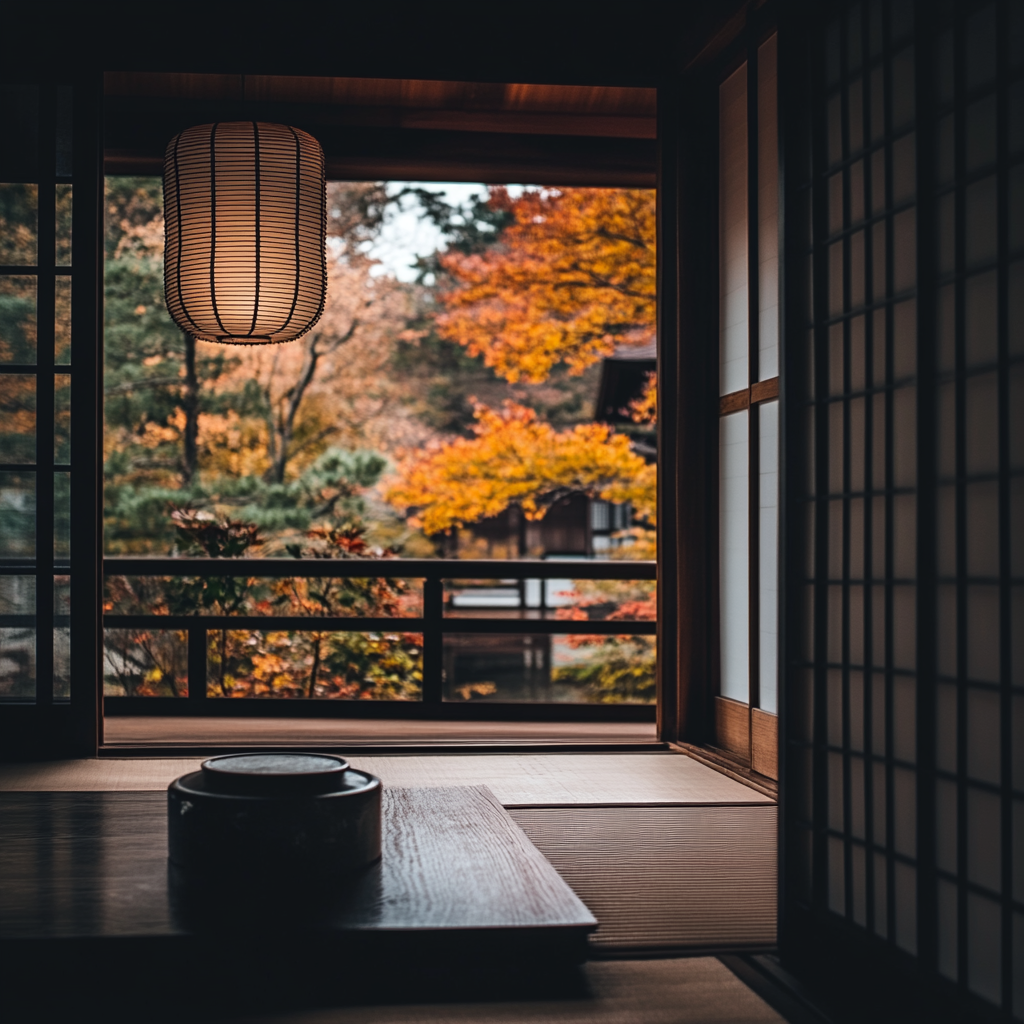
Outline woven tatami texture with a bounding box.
[510,805,777,951]
[0,752,766,804]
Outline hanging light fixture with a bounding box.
[163,121,326,345]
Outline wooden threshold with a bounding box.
[670,742,778,799]
[100,742,668,757]
[100,716,659,755]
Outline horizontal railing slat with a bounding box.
[102,557,657,581]
[102,559,657,714]
[103,615,656,635]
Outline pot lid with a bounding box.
[201,752,350,795]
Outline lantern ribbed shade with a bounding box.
[163,121,326,345]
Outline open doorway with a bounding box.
[97,75,660,751]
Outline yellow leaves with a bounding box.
[629,371,657,425]
[454,681,497,700]
[207,627,423,700]
[139,418,180,447]
[197,411,269,478]
[0,220,38,266]
[386,401,655,535]
[0,376,36,459]
[113,214,165,260]
[249,642,294,686]
[437,187,655,383]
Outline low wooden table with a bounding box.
[0,785,596,1014]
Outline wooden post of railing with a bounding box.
[421,576,444,704]
[187,625,206,700]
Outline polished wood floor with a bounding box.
[102,715,658,749]
[229,959,790,1023]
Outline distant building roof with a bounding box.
[595,341,656,424]
[607,340,657,361]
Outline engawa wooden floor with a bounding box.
[101,716,658,748]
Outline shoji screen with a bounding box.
[930,1,1022,1012]
[781,1,1023,1018]
[0,87,74,703]
[0,79,100,756]
[717,31,781,779]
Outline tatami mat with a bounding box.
[233,958,787,1024]
[510,806,777,951]
[0,752,771,806]
[360,753,771,806]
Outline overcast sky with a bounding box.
[365,181,524,281]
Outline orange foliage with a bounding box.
[629,371,657,425]
[386,401,656,535]
[437,187,655,383]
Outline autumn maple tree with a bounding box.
[386,400,655,535]
[383,185,658,705]
[387,186,657,544]
[435,186,655,383]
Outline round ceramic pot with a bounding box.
[168,752,382,883]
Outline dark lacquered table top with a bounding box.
[0,785,595,941]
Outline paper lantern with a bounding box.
[163,121,326,345]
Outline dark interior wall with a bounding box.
[780,2,1023,1020]
[10,3,750,187]
[7,2,735,85]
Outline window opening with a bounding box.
[101,176,657,716]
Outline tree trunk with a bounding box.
[263,351,279,474]
[264,319,358,484]
[307,634,322,698]
[218,629,228,696]
[181,333,199,485]
[268,332,320,484]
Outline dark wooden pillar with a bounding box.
[656,77,681,741]
[657,71,719,744]
[70,71,104,756]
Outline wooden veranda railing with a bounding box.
[102,557,657,720]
